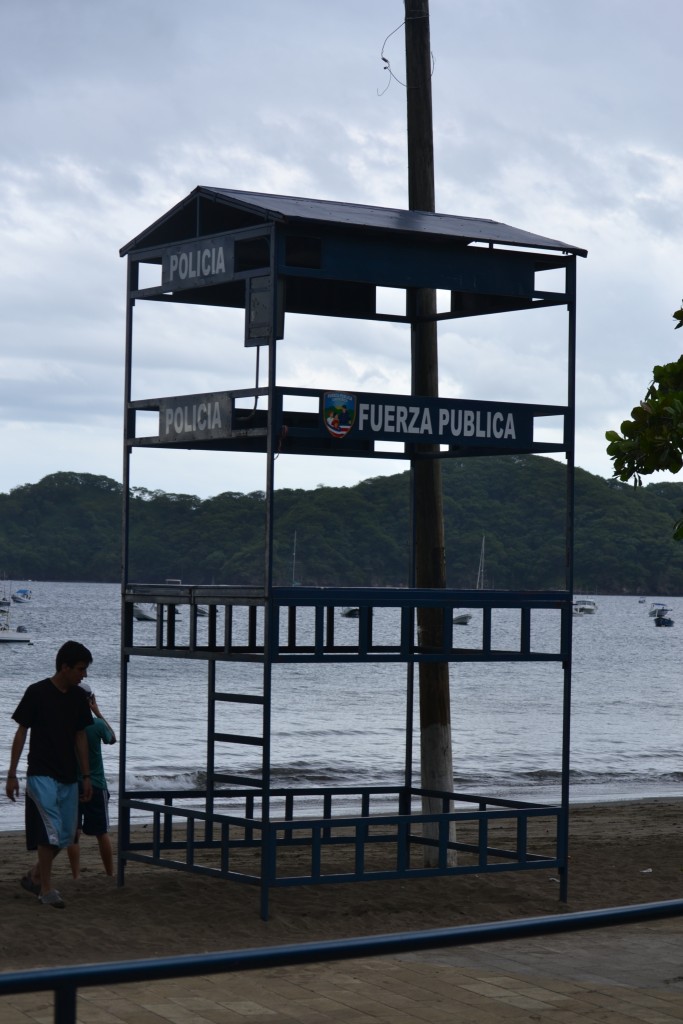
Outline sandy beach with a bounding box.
[1,798,682,973]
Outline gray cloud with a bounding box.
[1,0,683,497]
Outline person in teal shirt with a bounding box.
[67,683,116,877]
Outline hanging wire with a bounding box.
[378,15,435,96]
[378,20,406,95]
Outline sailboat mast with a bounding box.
[476,535,486,589]
[291,530,297,587]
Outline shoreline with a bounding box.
[1,796,682,972]
[1,792,679,840]
[2,786,682,833]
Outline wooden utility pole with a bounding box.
[404,0,454,865]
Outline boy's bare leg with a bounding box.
[36,845,58,894]
[67,839,80,879]
[96,833,114,875]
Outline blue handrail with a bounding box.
[2,899,683,1023]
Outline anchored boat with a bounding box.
[0,609,32,643]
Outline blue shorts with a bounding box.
[25,776,79,850]
[77,785,110,836]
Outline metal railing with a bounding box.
[122,585,571,664]
[2,899,682,1024]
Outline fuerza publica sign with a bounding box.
[321,391,533,448]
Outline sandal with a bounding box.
[20,873,40,896]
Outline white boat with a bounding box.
[573,598,597,615]
[648,602,670,617]
[133,603,157,621]
[0,609,32,643]
[133,603,181,621]
[0,626,31,643]
[11,587,32,603]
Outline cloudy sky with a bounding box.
[2,0,682,499]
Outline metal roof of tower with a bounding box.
[120,187,587,258]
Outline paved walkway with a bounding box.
[2,918,683,1023]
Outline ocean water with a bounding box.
[2,582,682,832]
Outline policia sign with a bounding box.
[322,391,534,449]
[161,237,231,290]
[158,393,231,441]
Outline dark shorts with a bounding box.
[77,785,110,837]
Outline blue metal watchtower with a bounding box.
[119,188,585,918]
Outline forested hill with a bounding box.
[2,456,683,594]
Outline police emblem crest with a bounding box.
[323,392,356,438]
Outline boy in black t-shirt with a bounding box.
[6,641,94,908]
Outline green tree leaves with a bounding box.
[606,355,683,485]
[606,305,683,538]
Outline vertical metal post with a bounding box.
[260,283,279,919]
[117,255,137,887]
[206,659,216,842]
[559,255,577,903]
[54,984,76,1024]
